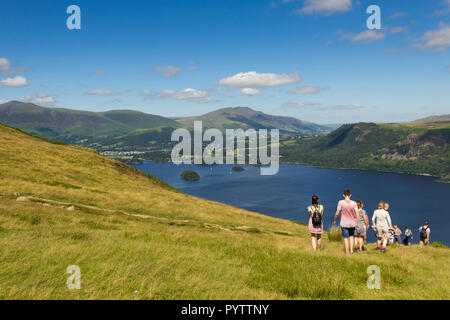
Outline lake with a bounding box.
[134,162,450,245]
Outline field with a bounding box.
[0,123,449,300]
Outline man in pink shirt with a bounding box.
[334,189,360,255]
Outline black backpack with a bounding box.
[420,226,428,238]
[311,206,322,227]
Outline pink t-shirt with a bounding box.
[337,199,358,228]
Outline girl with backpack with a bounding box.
[308,195,324,251]
[419,221,431,246]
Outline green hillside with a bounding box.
[280,122,450,182]
[0,101,181,143]
[175,107,331,135]
[0,123,449,299]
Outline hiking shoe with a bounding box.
[381,247,386,253]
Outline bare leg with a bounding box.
[349,236,354,254]
[344,238,350,254]
[311,235,317,250]
[317,235,322,250]
[359,237,363,251]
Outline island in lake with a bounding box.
[181,170,200,181]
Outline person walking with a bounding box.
[372,201,393,253]
[384,203,395,245]
[393,225,402,245]
[334,189,359,255]
[403,227,413,246]
[419,221,431,246]
[307,195,324,251]
[354,201,369,252]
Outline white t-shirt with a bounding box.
[419,226,430,236]
[372,209,393,229]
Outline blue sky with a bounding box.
[0,0,449,123]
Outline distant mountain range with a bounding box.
[413,114,450,123]
[0,102,330,143]
[173,106,331,135]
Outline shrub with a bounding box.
[327,226,343,242]
[431,242,449,249]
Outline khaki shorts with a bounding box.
[376,226,389,238]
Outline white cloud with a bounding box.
[282,101,322,109]
[389,26,408,34]
[141,90,153,96]
[323,104,364,110]
[1,76,29,87]
[86,90,120,96]
[152,66,181,78]
[0,99,10,104]
[20,93,55,106]
[288,85,327,94]
[388,12,407,20]
[222,92,235,98]
[93,69,105,75]
[433,0,450,16]
[0,58,12,74]
[417,23,450,51]
[218,71,300,88]
[0,57,29,76]
[298,0,352,15]
[282,102,365,111]
[342,30,385,42]
[156,88,215,103]
[241,88,261,96]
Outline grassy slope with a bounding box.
[0,123,449,300]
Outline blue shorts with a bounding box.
[342,227,355,239]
